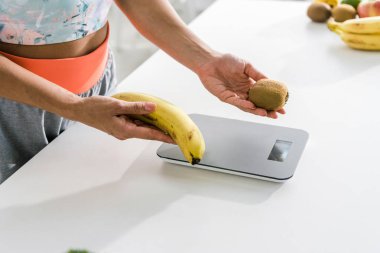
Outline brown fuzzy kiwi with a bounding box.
[332,4,356,22]
[307,2,332,23]
[248,79,289,111]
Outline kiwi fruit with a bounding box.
[248,79,288,111]
[307,2,332,22]
[332,4,357,22]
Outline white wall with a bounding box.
[108,0,216,81]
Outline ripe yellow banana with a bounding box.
[328,17,380,34]
[314,0,338,7]
[338,32,380,50]
[112,92,205,165]
[328,18,380,51]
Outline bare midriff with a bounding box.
[0,24,108,59]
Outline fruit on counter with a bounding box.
[307,2,332,22]
[328,17,380,50]
[334,32,380,50]
[358,0,380,17]
[341,0,362,9]
[248,79,289,111]
[328,16,380,33]
[332,4,357,22]
[67,250,90,253]
[112,92,205,165]
[314,0,339,8]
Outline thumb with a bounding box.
[118,101,156,115]
[244,62,267,81]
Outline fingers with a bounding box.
[116,101,156,115]
[223,94,287,119]
[266,107,287,119]
[227,95,256,109]
[244,62,267,81]
[277,108,286,114]
[223,94,268,117]
[111,116,174,144]
[267,111,278,119]
[132,126,175,144]
[240,106,268,117]
[266,108,286,119]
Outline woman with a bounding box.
[0,0,284,183]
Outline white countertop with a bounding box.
[1,0,380,252]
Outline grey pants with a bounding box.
[0,50,117,184]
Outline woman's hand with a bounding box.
[68,96,174,143]
[196,53,285,119]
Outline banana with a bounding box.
[314,0,338,7]
[328,17,380,34]
[328,18,380,50]
[112,92,205,165]
[339,32,380,50]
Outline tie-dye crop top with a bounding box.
[0,0,113,45]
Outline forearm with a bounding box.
[114,0,219,73]
[0,55,80,119]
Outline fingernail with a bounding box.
[145,102,155,111]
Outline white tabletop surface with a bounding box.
[1,0,380,252]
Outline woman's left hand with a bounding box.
[196,53,285,119]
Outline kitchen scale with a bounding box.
[157,114,309,182]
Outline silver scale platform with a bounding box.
[157,114,309,182]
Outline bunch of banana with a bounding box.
[112,92,205,165]
[327,16,380,50]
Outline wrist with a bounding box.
[56,94,84,121]
[193,49,222,76]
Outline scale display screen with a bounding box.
[268,140,292,162]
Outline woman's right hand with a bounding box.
[68,96,174,143]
